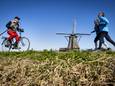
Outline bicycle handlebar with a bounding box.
[18,28,24,32]
[0,30,7,36]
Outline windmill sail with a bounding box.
[72,17,77,34]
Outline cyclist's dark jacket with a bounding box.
[6,21,19,31]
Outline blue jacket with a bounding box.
[98,16,109,32]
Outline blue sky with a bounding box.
[0,0,115,50]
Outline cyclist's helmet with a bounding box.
[14,16,20,20]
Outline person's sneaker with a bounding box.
[12,42,20,49]
[97,48,101,50]
[93,47,99,51]
[12,46,18,49]
[92,48,100,52]
[12,46,21,49]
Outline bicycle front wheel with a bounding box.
[18,37,30,51]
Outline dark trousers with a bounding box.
[99,31,115,49]
[94,33,104,49]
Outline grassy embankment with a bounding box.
[0,50,115,86]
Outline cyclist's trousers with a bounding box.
[7,29,20,43]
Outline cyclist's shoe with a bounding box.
[12,42,18,49]
[12,47,21,49]
[12,42,21,49]
[12,46,21,49]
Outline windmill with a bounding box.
[56,18,90,51]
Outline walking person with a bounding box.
[97,11,115,49]
[91,18,108,50]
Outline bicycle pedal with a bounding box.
[12,47,21,49]
[5,45,9,47]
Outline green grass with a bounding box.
[0,50,114,62]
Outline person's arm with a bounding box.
[91,30,95,33]
[91,27,96,33]
[17,23,24,32]
[98,16,109,25]
[91,25,98,33]
[6,21,11,28]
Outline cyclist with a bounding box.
[6,16,23,49]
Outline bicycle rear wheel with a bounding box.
[2,39,12,52]
[18,37,30,51]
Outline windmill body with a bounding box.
[67,34,79,49]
